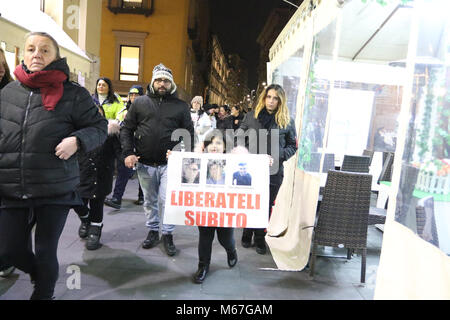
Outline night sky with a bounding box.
[209,0,300,89]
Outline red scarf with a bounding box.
[14,64,67,111]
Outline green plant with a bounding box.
[298,39,319,169]
[432,72,450,159]
[417,68,437,161]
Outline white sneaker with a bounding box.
[0,266,16,278]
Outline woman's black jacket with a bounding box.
[0,58,107,200]
[238,110,297,185]
[76,120,122,199]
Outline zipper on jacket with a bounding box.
[20,91,33,199]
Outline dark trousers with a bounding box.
[0,205,69,298]
[243,183,282,246]
[0,204,7,271]
[198,226,235,266]
[112,160,143,200]
[73,195,106,223]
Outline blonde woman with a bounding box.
[238,84,297,254]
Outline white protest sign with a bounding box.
[164,151,270,228]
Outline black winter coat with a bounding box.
[216,115,233,130]
[238,110,297,185]
[120,90,194,165]
[0,58,108,200]
[76,120,122,199]
[231,113,244,131]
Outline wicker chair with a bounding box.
[341,155,371,173]
[416,196,440,248]
[304,152,335,173]
[322,153,335,173]
[378,152,394,183]
[362,149,374,166]
[394,163,419,226]
[310,170,372,283]
[368,207,386,225]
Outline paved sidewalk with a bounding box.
[0,178,383,300]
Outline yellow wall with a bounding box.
[99,0,190,88]
[0,19,91,80]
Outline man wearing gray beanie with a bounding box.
[120,63,194,256]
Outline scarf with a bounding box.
[14,62,67,111]
[98,93,108,106]
[217,113,228,121]
[257,107,276,130]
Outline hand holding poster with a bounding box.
[164,151,269,228]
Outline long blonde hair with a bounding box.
[253,84,290,129]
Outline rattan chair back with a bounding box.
[341,155,371,173]
[416,196,440,248]
[362,149,374,166]
[378,152,394,183]
[310,170,372,283]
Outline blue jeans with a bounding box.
[137,163,174,235]
[112,159,135,201]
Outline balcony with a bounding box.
[107,0,154,17]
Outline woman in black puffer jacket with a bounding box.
[73,108,122,250]
[0,32,107,300]
[0,48,15,278]
[238,84,297,255]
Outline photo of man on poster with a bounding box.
[232,162,252,186]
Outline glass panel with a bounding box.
[297,20,337,173]
[120,45,139,79]
[331,1,411,168]
[396,0,450,255]
[120,74,139,81]
[271,47,304,121]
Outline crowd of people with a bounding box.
[0,32,297,299]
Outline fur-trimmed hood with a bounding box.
[108,119,121,135]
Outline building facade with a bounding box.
[228,53,250,110]
[207,35,249,109]
[0,0,94,90]
[256,8,293,97]
[42,0,103,93]
[99,0,208,101]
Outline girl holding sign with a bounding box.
[193,132,238,284]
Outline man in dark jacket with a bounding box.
[104,85,145,210]
[120,63,194,256]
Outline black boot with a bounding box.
[86,224,103,250]
[193,263,209,284]
[142,230,160,249]
[162,234,177,256]
[254,229,267,255]
[30,279,54,300]
[227,249,238,268]
[241,229,253,248]
[134,197,144,205]
[255,238,267,255]
[30,290,55,300]
[78,217,90,239]
[104,197,121,209]
[0,265,16,278]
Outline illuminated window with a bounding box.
[119,45,140,81]
[108,0,153,16]
[122,0,142,9]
